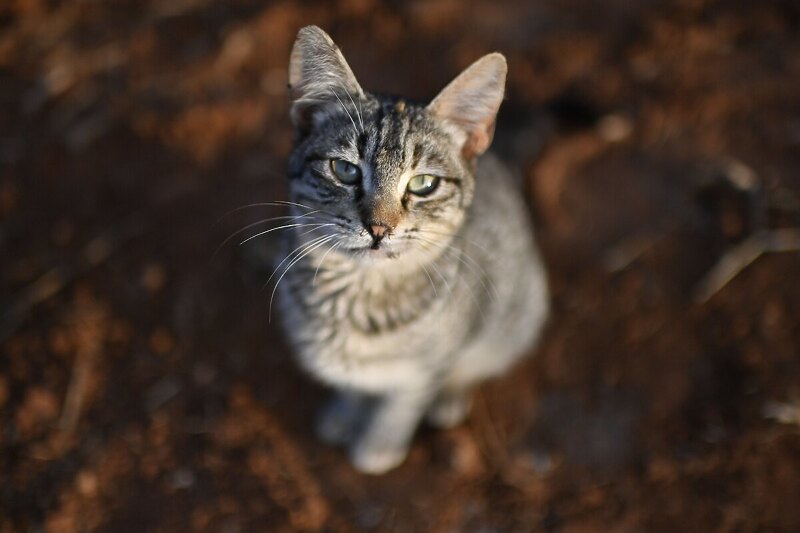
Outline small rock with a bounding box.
[144,377,182,412]
[170,468,196,490]
[141,262,167,293]
[149,328,175,355]
[355,502,385,529]
[597,114,633,142]
[16,387,60,435]
[76,470,98,496]
[66,110,113,152]
[192,361,217,386]
[725,159,759,191]
[445,428,485,477]
[763,400,800,426]
[525,448,556,476]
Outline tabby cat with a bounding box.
[276,26,549,474]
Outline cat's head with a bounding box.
[286,26,506,266]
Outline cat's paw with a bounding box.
[315,393,364,446]
[316,410,354,445]
[426,392,471,429]
[350,442,408,475]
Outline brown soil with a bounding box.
[2,0,800,531]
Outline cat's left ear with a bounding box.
[428,53,507,159]
[288,26,364,131]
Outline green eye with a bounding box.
[330,159,361,184]
[407,174,440,196]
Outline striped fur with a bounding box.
[277,27,549,474]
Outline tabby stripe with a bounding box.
[304,154,329,164]
[411,144,423,169]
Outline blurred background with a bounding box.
[2,0,800,530]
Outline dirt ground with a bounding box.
[2,0,800,531]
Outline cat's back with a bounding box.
[464,151,538,264]
[447,151,549,384]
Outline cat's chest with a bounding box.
[280,262,468,387]
[291,266,443,340]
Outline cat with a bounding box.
[275,26,549,474]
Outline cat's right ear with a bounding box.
[288,26,364,131]
[428,53,507,159]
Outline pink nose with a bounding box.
[369,225,388,239]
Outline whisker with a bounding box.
[426,254,453,301]
[239,222,330,245]
[416,235,498,301]
[448,244,499,300]
[272,200,317,210]
[329,88,359,138]
[341,82,364,133]
[420,263,437,299]
[414,228,492,255]
[212,211,321,260]
[314,240,342,286]
[269,234,338,321]
[295,223,336,238]
[451,248,497,304]
[416,237,492,320]
[215,200,316,225]
[356,96,365,133]
[262,231,331,292]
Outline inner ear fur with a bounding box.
[288,25,364,131]
[427,53,507,159]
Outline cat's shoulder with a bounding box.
[475,151,522,190]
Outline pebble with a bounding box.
[597,113,633,142]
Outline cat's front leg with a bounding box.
[349,387,434,474]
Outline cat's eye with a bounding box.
[330,159,362,184]
[407,174,440,196]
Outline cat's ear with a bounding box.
[288,26,364,130]
[428,53,507,159]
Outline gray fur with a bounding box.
[276,26,549,474]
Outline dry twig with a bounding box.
[59,296,107,431]
[694,228,800,303]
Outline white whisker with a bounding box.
[420,263,437,299]
[459,251,499,300]
[416,237,491,320]
[295,223,336,238]
[212,211,321,260]
[269,234,338,321]
[427,255,453,301]
[239,222,330,245]
[342,83,364,133]
[329,88,359,137]
[314,240,342,286]
[416,235,498,301]
[415,228,492,255]
[216,200,316,224]
[263,232,331,292]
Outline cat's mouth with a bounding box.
[343,243,399,260]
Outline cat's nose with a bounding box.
[368,224,389,240]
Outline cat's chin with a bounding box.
[343,245,400,263]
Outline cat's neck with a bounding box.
[298,238,453,294]
[289,242,453,333]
